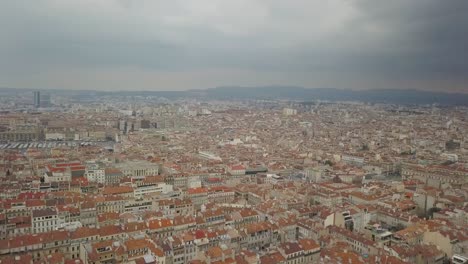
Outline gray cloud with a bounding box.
[0,0,467,92]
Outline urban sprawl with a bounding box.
[0,91,467,264]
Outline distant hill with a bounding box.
[192,86,468,106]
[2,86,467,106]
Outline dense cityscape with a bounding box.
[0,89,466,264]
[2,0,468,262]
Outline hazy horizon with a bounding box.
[1,1,467,93]
[2,85,468,95]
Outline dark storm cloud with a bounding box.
[0,0,466,91]
[347,0,468,76]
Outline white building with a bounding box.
[283,108,297,116]
[441,153,458,162]
[85,169,105,184]
[201,109,212,115]
[43,167,71,183]
[45,132,65,141]
[265,174,284,184]
[115,160,159,177]
[32,208,59,234]
[187,176,202,188]
[133,182,173,198]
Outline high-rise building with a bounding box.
[33,91,40,108]
[41,93,51,107]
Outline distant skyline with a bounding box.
[1,1,467,93]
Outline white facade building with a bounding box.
[32,208,59,234]
[133,182,173,198]
[283,108,297,116]
[115,161,160,177]
[85,169,105,184]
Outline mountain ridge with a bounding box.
[1,86,467,106]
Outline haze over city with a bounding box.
[1,1,468,264]
[1,0,467,92]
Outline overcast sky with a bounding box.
[1,0,467,92]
